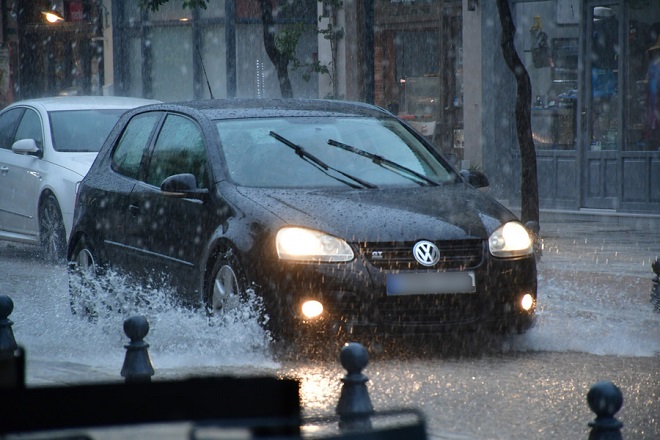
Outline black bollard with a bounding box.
[0,295,24,388]
[0,295,18,355]
[121,315,155,383]
[336,342,374,431]
[587,381,623,440]
[651,258,660,312]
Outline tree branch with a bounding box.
[495,0,539,227]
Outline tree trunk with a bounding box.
[495,0,539,227]
[258,0,294,98]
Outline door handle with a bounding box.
[128,204,140,215]
[0,166,8,174]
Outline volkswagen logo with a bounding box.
[412,240,440,266]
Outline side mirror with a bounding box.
[460,169,490,189]
[160,173,209,200]
[12,139,42,158]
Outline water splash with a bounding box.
[511,272,660,357]
[11,264,278,373]
[8,245,659,372]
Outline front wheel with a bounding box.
[206,253,250,315]
[204,251,276,336]
[39,194,67,263]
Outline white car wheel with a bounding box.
[40,194,67,262]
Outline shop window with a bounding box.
[151,26,194,101]
[202,25,228,99]
[236,0,316,22]
[626,9,660,151]
[148,2,193,21]
[395,31,440,131]
[532,37,579,150]
[199,0,226,19]
[518,2,579,151]
[127,37,144,99]
[589,4,620,151]
[121,3,144,25]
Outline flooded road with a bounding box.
[1,215,658,439]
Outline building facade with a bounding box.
[109,0,320,101]
[0,0,106,104]
[506,0,659,214]
[1,0,658,214]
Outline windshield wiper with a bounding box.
[327,139,439,187]
[269,131,377,189]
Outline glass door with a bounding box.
[582,1,622,209]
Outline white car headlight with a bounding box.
[488,222,533,258]
[276,227,354,262]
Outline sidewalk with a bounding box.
[536,209,660,278]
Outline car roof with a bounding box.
[138,98,390,120]
[8,96,160,111]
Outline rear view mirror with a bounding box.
[160,173,209,200]
[12,139,42,158]
[460,169,490,189]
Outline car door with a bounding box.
[0,106,45,238]
[0,107,25,233]
[101,111,163,268]
[124,113,212,297]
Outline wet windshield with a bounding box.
[49,109,127,152]
[216,116,456,188]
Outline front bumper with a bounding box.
[252,249,537,336]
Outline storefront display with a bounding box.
[518,0,659,212]
[627,21,660,151]
[373,2,462,159]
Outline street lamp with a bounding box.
[42,7,64,23]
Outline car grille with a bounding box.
[359,239,484,271]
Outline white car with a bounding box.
[0,96,159,261]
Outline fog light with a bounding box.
[301,300,324,319]
[521,294,534,311]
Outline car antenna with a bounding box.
[197,46,214,99]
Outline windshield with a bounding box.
[49,109,127,152]
[216,116,456,188]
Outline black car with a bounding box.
[67,98,536,340]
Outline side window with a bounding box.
[111,113,161,179]
[0,108,24,150]
[14,109,43,149]
[146,114,207,188]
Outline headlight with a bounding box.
[276,227,354,262]
[488,222,533,258]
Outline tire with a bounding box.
[39,194,67,263]
[68,237,100,320]
[205,252,250,315]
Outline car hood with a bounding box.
[235,185,518,242]
[49,152,97,177]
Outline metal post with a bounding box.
[121,315,155,383]
[225,0,236,98]
[0,295,24,388]
[651,258,659,312]
[0,295,17,355]
[336,342,374,431]
[363,0,374,104]
[587,381,623,440]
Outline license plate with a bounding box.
[386,271,476,296]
